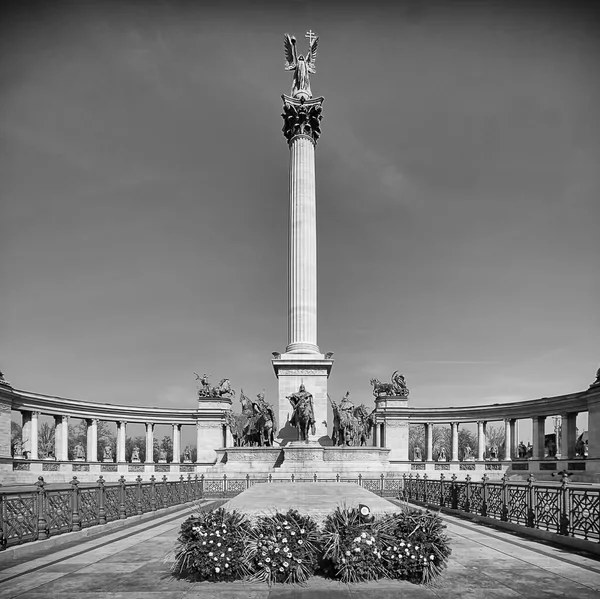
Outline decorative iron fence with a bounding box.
[0,472,403,549]
[402,473,600,543]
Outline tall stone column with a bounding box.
[425,423,434,461]
[117,421,127,462]
[477,421,486,460]
[503,418,512,461]
[561,412,577,459]
[54,415,62,460]
[30,411,39,460]
[145,422,154,463]
[451,422,459,461]
[273,94,333,445]
[509,419,517,458]
[87,419,98,461]
[532,416,546,460]
[21,410,32,457]
[172,423,181,463]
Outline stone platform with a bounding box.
[222,482,398,522]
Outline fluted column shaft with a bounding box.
[145,422,154,463]
[117,421,127,462]
[451,422,459,461]
[504,419,512,461]
[287,134,319,354]
[477,421,486,460]
[87,419,98,461]
[172,424,181,463]
[532,416,546,459]
[425,423,434,461]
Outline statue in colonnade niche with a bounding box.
[489,445,498,460]
[74,442,86,461]
[158,448,167,463]
[463,445,474,461]
[183,446,192,463]
[437,447,447,461]
[103,445,113,462]
[131,446,141,463]
[413,446,422,461]
[517,441,527,459]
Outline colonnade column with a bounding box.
[561,412,578,459]
[117,421,127,462]
[145,422,154,463]
[372,422,378,447]
[477,421,486,460]
[503,418,512,461]
[172,424,181,463]
[425,423,434,461]
[21,411,32,457]
[54,415,62,459]
[451,422,459,461]
[532,416,546,460]
[509,419,517,459]
[30,411,39,459]
[86,418,98,461]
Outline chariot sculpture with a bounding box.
[195,372,235,398]
[370,371,409,398]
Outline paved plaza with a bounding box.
[1,491,599,599]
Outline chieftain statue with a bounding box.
[370,371,410,398]
[195,372,235,398]
[284,31,319,100]
[287,384,316,442]
[238,389,277,447]
[329,392,377,447]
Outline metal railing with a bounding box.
[401,473,600,543]
[0,473,402,549]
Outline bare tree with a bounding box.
[38,422,55,458]
[485,424,506,458]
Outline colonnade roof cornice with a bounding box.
[380,388,599,423]
[7,388,227,424]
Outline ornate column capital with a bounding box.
[145,422,154,430]
[281,95,324,144]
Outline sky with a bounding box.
[1,0,599,426]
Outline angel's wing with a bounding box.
[307,36,319,64]
[284,33,297,67]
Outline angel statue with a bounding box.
[284,31,319,100]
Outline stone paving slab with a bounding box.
[223,482,397,521]
[1,488,600,598]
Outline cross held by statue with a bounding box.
[305,30,316,45]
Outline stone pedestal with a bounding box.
[196,397,232,464]
[272,355,333,445]
[373,395,409,461]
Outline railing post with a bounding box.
[450,474,458,509]
[118,475,127,519]
[246,473,250,489]
[559,472,570,536]
[358,473,362,487]
[162,475,169,508]
[150,476,157,512]
[200,474,204,499]
[336,473,340,483]
[97,476,106,525]
[526,474,535,528]
[36,476,48,541]
[268,473,272,483]
[136,476,143,515]
[314,473,318,483]
[71,476,81,532]
[0,493,5,550]
[194,474,200,498]
[187,474,192,502]
[464,475,471,513]
[422,474,428,503]
[414,473,420,501]
[221,474,226,498]
[380,473,385,497]
[291,473,295,483]
[481,474,488,517]
[500,474,508,522]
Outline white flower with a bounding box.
[361,532,367,539]
[342,558,346,563]
[201,541,206,546]
[225,563,229,568]
[399,542,404,548]
[217,543,221,547]
[411,554,416,559]
[274,548,280,553]
[354,547,360,552]
[215,567,220,573]
[258,561,263,566]
[221,553,225,557]
[345,551,351,556]
[298,540,303,545]
[209,540,213,544]
[297,559,302,564]
[407,543,411,548]
[354,537,361,543]
[366,540,372,546]
[279,567,284,572]
[262,551,266,556]
[265,558,271,563]
[276,526,281,530]
[291,531,296,536]
[287,553,292,559]
[430,555,435,560]
[300,529,305,534]
[215,531,220,536]
[282,538,287,544]
[415,545,419,550]
[228,548,232,552]
[208,552,213,556]
[283,561,289,567]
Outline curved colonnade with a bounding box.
[1,376,599,482]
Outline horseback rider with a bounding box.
[287,384,315,439]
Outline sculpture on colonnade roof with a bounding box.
[370,371,410,398]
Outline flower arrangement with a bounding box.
[321,504,387,583]
[376,506,452,584]
[171,504,451,586]
[171,507,250,581]
[244,509,320,585]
